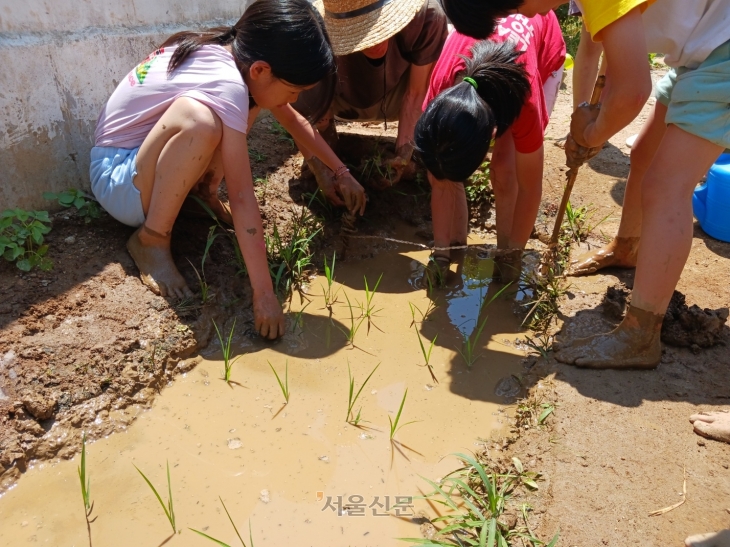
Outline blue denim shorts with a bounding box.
[89,146,145,227]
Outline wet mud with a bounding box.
[0,242,531,546]
[599,284,729,349]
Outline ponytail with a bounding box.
[158,0,336,121]
[414,40,530,182]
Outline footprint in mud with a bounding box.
[494,375,522,398]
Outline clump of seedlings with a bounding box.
[408,300,437,328]
[44,188,101,223]
[321,254,340,316]
[0,208,53,271]
[346,362,380,427]
[213,318,242,386]
[190,497,255,546]
[359,273,383,334]
[401,453,558,547]
[77,432,95,546]
[135,461,178,535]
[414,327,439,384]
[564,200,611,243]
[268,360,290,405]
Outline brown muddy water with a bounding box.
[0,239,535,546]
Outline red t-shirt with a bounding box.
[423,12,566,154]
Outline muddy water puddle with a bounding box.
[0,239,532,546]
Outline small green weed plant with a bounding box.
[401,453,558,547]
[269,120,295,148]
[268,360,290,404]
[44,189,101,223]
[466,161,492,206]
[0,208,53,271]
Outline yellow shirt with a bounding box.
[577,0,657,39]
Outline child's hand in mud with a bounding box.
[253,290,285,340]
[336,172,367,216]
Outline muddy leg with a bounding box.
[689,411,730,444]
[570,102,667,276]
[685,530,730,547]
[554,304,662,368]
[130,97,223,298]
[187,147,233,225]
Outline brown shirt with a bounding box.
[295,0,447,116]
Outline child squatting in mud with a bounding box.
[415,13,565,282]
[89,0,367,340]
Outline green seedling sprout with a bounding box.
[321,254,340,316]
[213,318,242,385]
[408,300,436,328]
[388,389,418,441]
[339,293,366,349]
[268,360,290,404]
[134,461,177,534]
[290,301,310,334]
[190,497,255,547]
[359,273,383,334]
[414,327,439,384]
[457,283,512,368]
[346,362,380,426]
[78,432,95,546]
[187,259,211,305]
[400,452,558,547]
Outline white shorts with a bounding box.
[89,146,145,227]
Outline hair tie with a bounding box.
[463,76,478,90]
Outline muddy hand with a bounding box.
[307,157,345,208]
[565,133,601,169]
[384,143,415,186]
[336,172,366,216]
[253,290,285,340]
[567,103,602,168]
[127,226,194,299]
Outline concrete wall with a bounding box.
[0,0,251,210]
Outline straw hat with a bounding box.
[314,0,426,56]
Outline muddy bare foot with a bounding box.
[555,305,662,368]
[690,411,730,444]
[127,226,193,299]
[569,236,640,276]
[686,530,730,547]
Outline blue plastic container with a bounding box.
[693,152,730,242]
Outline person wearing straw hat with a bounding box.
[293,0,448,208]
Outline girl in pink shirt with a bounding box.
[92,0,361,339]
[416,14,565,282]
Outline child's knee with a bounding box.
[174,98,223,144]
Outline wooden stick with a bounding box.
[548,75,606,250]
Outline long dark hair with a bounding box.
[159,0,336,120]
[439,0,523,39]
[414,40,530,182]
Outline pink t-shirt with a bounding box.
[423,13,566,154]
[94,45,249,149]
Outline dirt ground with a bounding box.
[1,63,729,546]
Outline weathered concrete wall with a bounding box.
[0,0,251,210]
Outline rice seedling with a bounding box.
[424,256,447,289]
[339,293,366,349]
[134,461,177,534]
[213,318,242,385]
[290,301,310,333]
[414,327,439,384]
[268,360,290,404]
[564,200,612,243]
[400,453,558,547]
[408,300,436,328]
[321,254,340,316]
[361,147,396,187]
[359,273,383,334]
[187,259,211,305]
[189,196,247,277]
[457,283,512,368]
[266,203,322,300]
[190,498,255,546]
[388,389,418,441]
[346,362,380,426]
[78,432,95,546]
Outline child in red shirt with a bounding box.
[417,13,565,280]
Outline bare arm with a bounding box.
[396,62,435,152]
[577,7,652,147]
[428,171,468,256]
[221,124,284,339]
